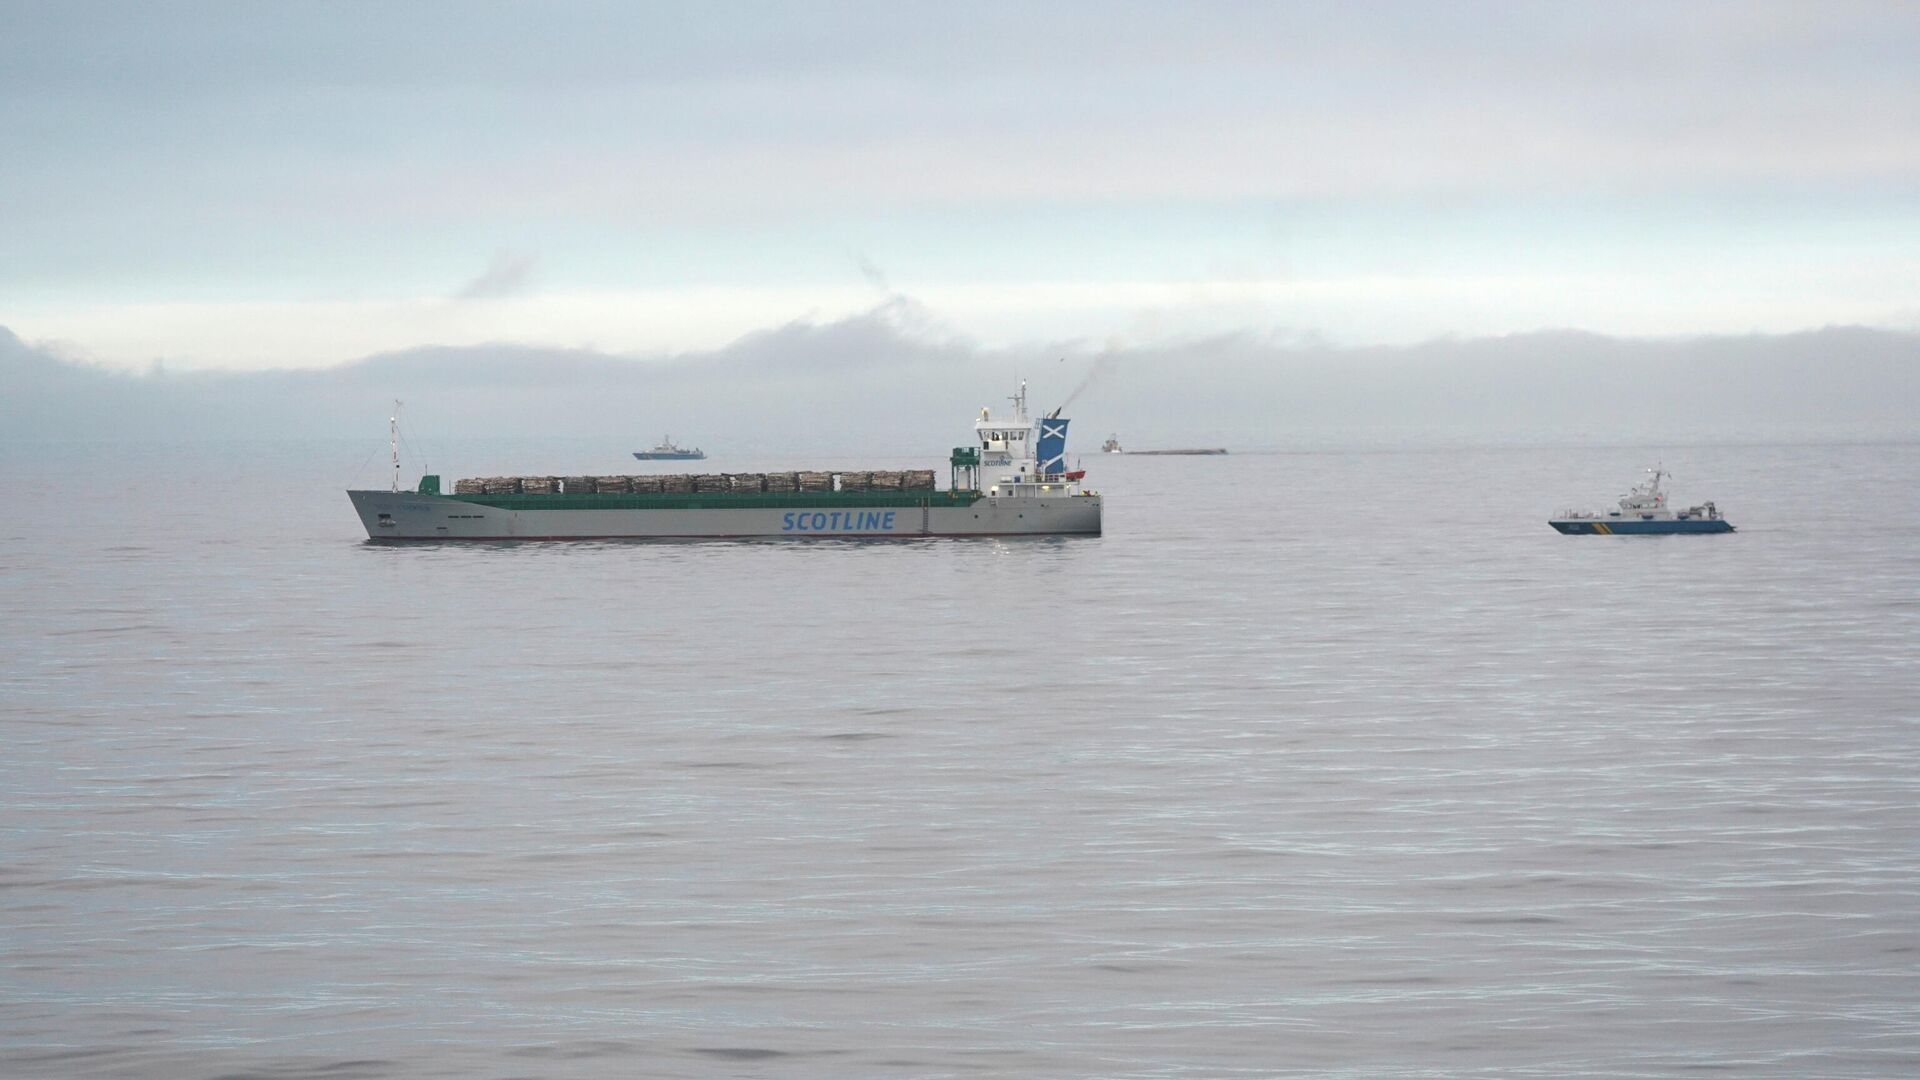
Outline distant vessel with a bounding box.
[348,381,1100,540]
[1550,467,1734,534]
[1100,433,1224,456]
[633,436,705,461]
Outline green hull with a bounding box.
[450,489,982,512]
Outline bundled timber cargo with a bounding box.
[349,380,1099,539]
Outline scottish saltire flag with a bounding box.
[1037,417,1071,475]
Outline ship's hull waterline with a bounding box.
[348,490,1101,540]
[1549,518,1735,535]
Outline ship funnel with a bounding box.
[1037,416,1071,476]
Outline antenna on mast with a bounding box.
[390,400,403,493]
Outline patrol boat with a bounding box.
[1549,467,1734,534]
[632,436,705,461]
[347,382,1101,540]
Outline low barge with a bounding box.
[1100,435,1225,455]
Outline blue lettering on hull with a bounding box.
[782,510,898,533]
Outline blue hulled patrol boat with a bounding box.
[1550,467,1734,535]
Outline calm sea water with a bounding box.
[2,439,1917,1079]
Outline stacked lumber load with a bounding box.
[460,468,943,498]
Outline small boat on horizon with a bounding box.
[632,436,706,461]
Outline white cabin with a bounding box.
[1553,466,1725,523]
[972,381,1084,498]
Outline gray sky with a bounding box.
[5,1,1919,370]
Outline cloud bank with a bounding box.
[3,312,1913,454]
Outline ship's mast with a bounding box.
[390,400,402,493]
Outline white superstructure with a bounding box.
[972,381,1086,499]
[1548,466,1734,534]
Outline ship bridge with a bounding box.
[956,380,1084,498]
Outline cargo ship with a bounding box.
[1549,467,1734,535]
[632,436,704,460]
[348,383,1101,540]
